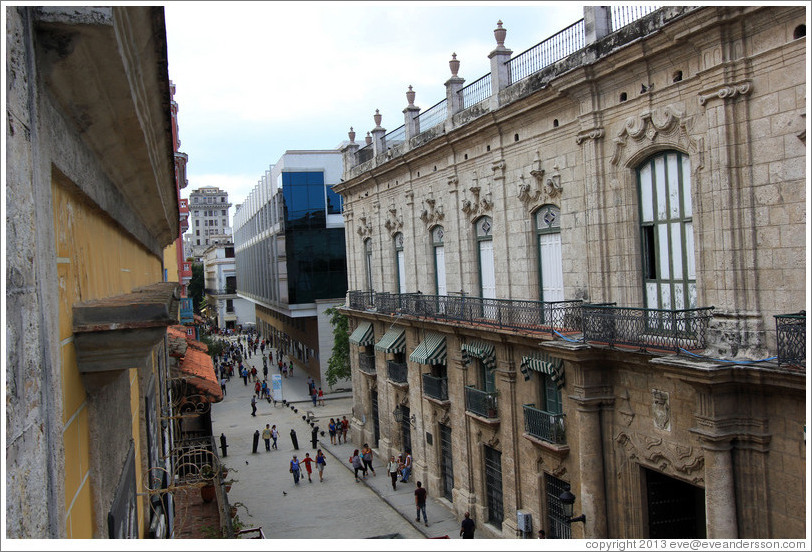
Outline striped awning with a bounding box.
[409,332,447,365]
[375,326,406,354]
[348,321,374,346]
[520,352,565,389]
[460,340,497,371]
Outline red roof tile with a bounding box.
[167,326,222,402]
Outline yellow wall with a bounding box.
[53,175,162,538]
[163,241,179,283]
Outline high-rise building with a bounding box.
[187,186,232,259]
[203,241,255,330]
[335,5,806,539]
[233,150,348,387]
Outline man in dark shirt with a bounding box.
[460,511,475,538]
[414,481,428,526]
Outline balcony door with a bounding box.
[536,205,564,302]
[432,226,447,296]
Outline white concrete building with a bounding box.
[203,242,255,330]
[187,186,232,258]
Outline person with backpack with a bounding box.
[350,449,365,482]
[315,449,327,482]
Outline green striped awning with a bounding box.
[348,321,374,346]
[520,352,565,389]
[460,340,496,371]
[374,327,406,354]
[409,332,447,365]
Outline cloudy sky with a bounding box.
[164,1,587,214]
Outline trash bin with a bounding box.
[252,430,260,453]
[290,428,299,450]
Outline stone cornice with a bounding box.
[697,80,752,106]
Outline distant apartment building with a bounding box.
[233,151,348,387]
[203,241,255,330]
[187,186,232,259]
[335,5,806,539]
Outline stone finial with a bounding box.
[494,20,506,47]
[365,132,372,145]
[348,127,356,143]
[449,53,460,77]
[406,85,416,107]
[374,109,382,127]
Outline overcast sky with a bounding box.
[164,1,587,215]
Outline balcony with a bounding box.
[465,386,498,419]
[523,404,566,445]
[581,305,714,353]
[422,374,448,402]
[775,312,805,368]
[205,287,237,296]
[387,360,408,384]
[358,352,376,375]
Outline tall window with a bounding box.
[364,238,374,291]
[432,226,446,296]
[394,233,406,294]
[638,151,695,310]
[535,205,564,302]
[475,217,495,299]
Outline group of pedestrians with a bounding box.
[328,416,349,444]
[289,450,328,484]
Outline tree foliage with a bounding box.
[200,333,226,358]
[324,307,350,388]
[187,262,205,313]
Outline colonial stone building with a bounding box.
[334,6,806,539]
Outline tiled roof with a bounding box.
[167,326,222,402]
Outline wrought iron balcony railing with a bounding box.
[205,287,237,296]
[387,360,408,384]
[422,374,448,401]
[465,386,498,419]
[523,404,566,445]
[775,312,805,368]
[358,352,376,375]
[582,305,714,353]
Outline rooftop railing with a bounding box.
[416,99,448,134]
[582,305,714,353]
[357,143,374,164]
[460,73,492,108]
[507,18,585,85]
[775,312,806,368]
[611,5,661,31]
[384,124,406,145]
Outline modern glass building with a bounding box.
[233,150,348,388]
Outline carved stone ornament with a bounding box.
[615,431,704,484]
[447,175,459,189]
[438,411,451,426]
[419,191,444,227]
[575,126,605,145]
[617,389,635,427]
[610,105,704,170]
[356,210,373,237]
[651,389,671,431]
[698,80,752,106]
[486,434,500,449]
[461,171,493,220]
[384,204,403,236]
[519,152,562,209]
[491,159,506,181]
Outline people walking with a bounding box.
[341,416,349,443]
[350,450,365,482]
[361,443,375,477]
[316,449,327,482]
[271,425,278,449]
[328,418,337,445]
[250,396,257,417]
[317,387,325,406]
[290,455,301,485]
[262,424,272,452]
[387,455,400,491]
[220,377,227,396]
[415,481,428,526]
[311,387,318,407]
[301,452,314,483]
[401,450,412,483]
[460,511,476,538]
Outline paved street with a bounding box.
[211,339,462,540]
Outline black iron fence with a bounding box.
[775,312,805,368]
[416,99,448,133]
[359,352,376,374]
[523,404,566,445]
[387,360,408,384]
[460,73,492,109]
[384,124,406,145]
[422,374,449,401]
[611,5,660,31]
[581,305,714,353]
[465,386,498,418]
[507,19,585,85]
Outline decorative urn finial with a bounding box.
[365,132,372,145]
[406,85,416,106]
[449,53,460,77]
[348,127,356,142]
[494,20,507,47]
[374,109,382,127]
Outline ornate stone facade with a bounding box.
[334,6,806,539]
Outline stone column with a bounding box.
[371,110,386,157]
[445,53,465,124]
[488,21,513,111]
[702,438,739,538]
[583,6,612,44]
[574,399,608,538]
[403,86,421,142]
[340,127,359,173]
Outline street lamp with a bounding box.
[392,406,416,427]
[559,484,586,524]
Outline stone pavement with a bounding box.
[211,337,464,540]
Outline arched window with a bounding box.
[475,217,495,299]
[394,233,406,294]
[364,238,374,292]
[535,205,564,302]
[638,151,695,311]
[432,226,446,296]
